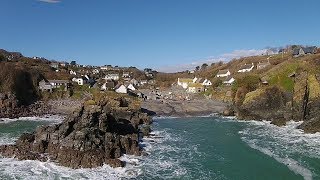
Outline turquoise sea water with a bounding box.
[0,116,319,180]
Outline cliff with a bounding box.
[235,86,291,122]
[233,70,320,132]
[0,96,151,168]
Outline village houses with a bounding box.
[115,84,127,94]
[39,79,70,92]
[216,69,231,77]
[223,76,235,85]
[257,61,271,70]
[70,70,77,75]
[101,80,115,91]
[100,65,113,71]
[293,46,317,57]
[194,77,212,86]
[237,63,254,73]
[177,78,193,89]
[72,77,88,86]
[187,83,204,93]
[104,73,120,81]
[92,69,100,74]
[50,63,59,69]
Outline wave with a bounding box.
[0,115,64,124]
[240,120,320,180]
[0,157,141,180]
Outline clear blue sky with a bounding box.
[1,0,320,71]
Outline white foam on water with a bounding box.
[0,133,17,145]
[246,140,313,180]
[0,115,64,124]
[240,120,320,180]
[0,158,140,180]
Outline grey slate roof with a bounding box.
[217,69,229,75]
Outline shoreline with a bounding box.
[141,99,229,118]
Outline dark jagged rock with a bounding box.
[235,86,291,122]
[0,93,50,118]
[221,105,235,116]
[140,125,151,137]
[0,97,151,168]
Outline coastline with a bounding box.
[141,99,229,118]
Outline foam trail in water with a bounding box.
[240,120,320,180]
[0,115,64,124]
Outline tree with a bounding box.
[195,66,200,71]
[0,54,6,62]
[201,63,208,70]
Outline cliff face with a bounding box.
[296,73,320,133]
[0,63,42,105]
[0,93,49,118]
[0,97,151,168]
[233,70,320,133]
[235,86,291,122]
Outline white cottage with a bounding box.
[105,74,120,81]
[177,78,193,89]
[202,79,212,86]
[115,84,127,94]
[216,69,231,77]
[72,77,87,86]
[127,84,136,91]
[223,76,235,85]
[237,63,254,73]
[70,70,77,75]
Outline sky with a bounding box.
[1,0,320,72]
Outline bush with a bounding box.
[84,100,96,106]
[233,74,260,92]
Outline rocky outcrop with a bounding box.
[141,99,228,117]
[296,73,320,133]
[0,97,151,168]
[235,86,291,122]
[233,71,320,132]
[0,93,50,118]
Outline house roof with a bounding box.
[239,64,253,70]
[292,48,300,56]
[48,80,69,83]
[224,76,234,82]
[217,69,229,75]
[195,78,205,83]
[188,83,204,88]
[303,46,317,54]
[179,78,193,83]
[258,61,271,66]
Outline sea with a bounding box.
[0,115,320,180]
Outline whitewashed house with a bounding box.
[257,61,271,70]
[130,78,139,86]
[122,72,130,78]
[127,84,136,91]
[92,69,100,74]
[177,78,193,89]
[202,79,212,86]
[193,77,212,86]
[72,77,87,86]
[223,76,235,85]
[115,84,127,94]
[237,63,254,73]
[70,70,77,75]
[48,80,70,90]
[105,73,120,81]
[140,80,148,86]
[100,65,113,71]
[187,83,204,93]
[50,63,59,69]
[216,70,231,77]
